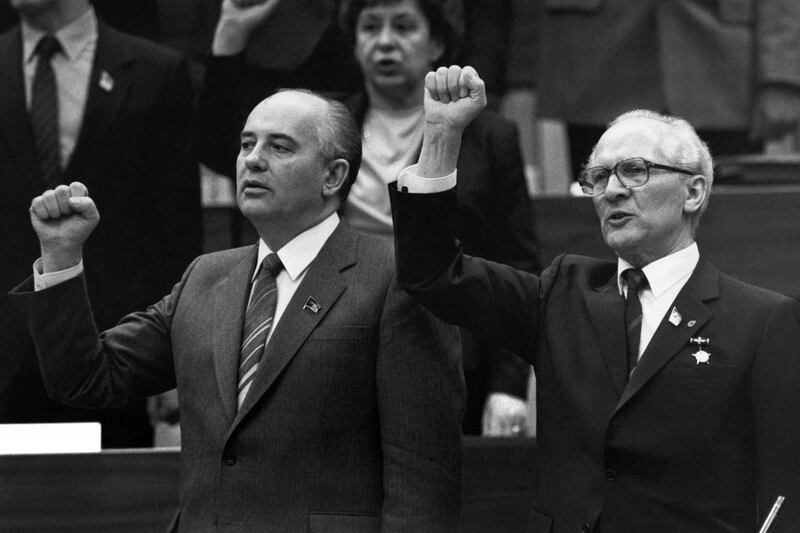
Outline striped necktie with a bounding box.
[622,268,648,377]
[30,34,63,189]
[237,253,283,409]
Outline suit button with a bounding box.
[605,468,616,481]
[223,454,237,466]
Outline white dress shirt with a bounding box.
[22,7,97,170]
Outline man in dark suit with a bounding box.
[389,66,800,532]
[12,89,464,532]
[0,0,201,447]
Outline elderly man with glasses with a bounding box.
[389,66,800,533]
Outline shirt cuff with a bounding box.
[33,258,84,291]
[397,164,457,193]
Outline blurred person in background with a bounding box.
[0,0,201,447]
[535,0,800,184]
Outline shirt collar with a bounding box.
[22,6,97,64]
[617,242,699,298]
[254,212,340,282]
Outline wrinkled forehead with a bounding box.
[589,118,674,167]
[244,91,328,140]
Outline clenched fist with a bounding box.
[29,182,99,272]
[423,65,487,132]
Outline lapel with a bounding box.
[615,260,719,413]
[0,26,42,191]
[584,269,628,396]
[211,247,259,423]
[65,22,134,177]
[232,225,356,426]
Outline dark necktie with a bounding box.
[30,34,63,189]
[622,268,649,377]
[237,253,283,409]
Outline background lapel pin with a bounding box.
[99,70,114,92]
[303,297,321,314]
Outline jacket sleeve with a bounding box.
[389,183,543,364]
[7,258,199,408]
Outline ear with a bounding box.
[683,174,709,216]
[321,159,350,199]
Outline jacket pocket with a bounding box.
[526,508,554,533]
[307,513,381,533]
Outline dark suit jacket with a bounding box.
[389,186,800,533]
[536,0,800,128]
[0,21,201,446]
[11,223,464,533]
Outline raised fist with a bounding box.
[29,182,99,271]
[423,65,487,132]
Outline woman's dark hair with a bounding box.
[338,0,463,67]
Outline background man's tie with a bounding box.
[622,268,648,377]
[237,253,283,409]
[30,34,63,189]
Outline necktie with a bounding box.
[622,268,648,377]
[30,34,63,189]
[237,253,283,409]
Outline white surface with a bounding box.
[0,422,101,454]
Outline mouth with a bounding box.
[240,178,269,193]
[374,57,401,74]
[606,210,634,225]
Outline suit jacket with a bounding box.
[11,223,464,533]
[0,21,202,445]
[389,186,800,533]
[536,0,800,128]
[345,93,540,431]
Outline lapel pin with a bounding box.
[303,297,321,314]
[687,320,697,327]
[689,336,710,345]
[668,307,682,326]
[99,70,114,92]
[692,348,711,365]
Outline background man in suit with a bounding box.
[535,0,800,177]
[12,89,464,532]
[389,66,800,532]
[0,0,201,447]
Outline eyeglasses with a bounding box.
[578,157,696,196]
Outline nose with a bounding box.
[602,171,630,199]
[376,24,395,47]
[244,147,267,171]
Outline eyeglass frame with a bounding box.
[578,157,697,196]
